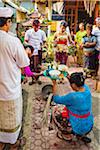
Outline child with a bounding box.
[21,45,41,83]
[53,72,94,142]
[82,24,97,78]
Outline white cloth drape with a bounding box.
[84,0,97,17]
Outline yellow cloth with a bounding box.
[75,30,86,44]
[75,30,86,65]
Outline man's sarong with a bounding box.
[0,96,22,144]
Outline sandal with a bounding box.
[0,143,6,150]
[57,131,73,142]
[10,137,26,150]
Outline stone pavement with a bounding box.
[21,67,100,150]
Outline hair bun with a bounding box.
[69,72,85,87]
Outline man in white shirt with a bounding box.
[92,17,100,51]
[0,7,29,149]
[25,19,46,72]
[92,17,100,75]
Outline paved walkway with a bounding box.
[21,67,100,150]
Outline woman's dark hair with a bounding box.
[69,72,85,87]
[60,21,68,28]
[33,19,40,26]
[24,45,34,54]
[0,16,13,27]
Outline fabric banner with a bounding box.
[52,1,65,20]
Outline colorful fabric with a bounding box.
[54,31,71,53]
[56,52,68,64]
[24,66,33,77]
[20,36,24,44]
[38,50,42,65]
[75,30,86,44]
[53,84,94,135]
[76,47,84,65]
[0,96,22,144]
[75,30,86,65]
[30,55,40,72]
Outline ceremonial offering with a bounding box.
[49,70,61,79]
[58,64,68,72]
[43,69,60,80]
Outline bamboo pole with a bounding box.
[42,93,53,126]
[47,0,52,37]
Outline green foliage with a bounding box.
[68,45,77,56]
[29,8,34,13]
[43,33,54,63]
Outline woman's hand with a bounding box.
[33,73,40,80]
[52,80,57,95]
[52,79,56,85]
[23,77,28,84]
[79,44,83,49]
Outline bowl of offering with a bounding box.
[58,64,68,72]
[49,70,61,80]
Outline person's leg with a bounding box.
[38,50,42,65]
[56,52,60,64]
[75,126,93,143]
[34,55,40,73]
[88,53,96,77]
[61,52,68,65]
[76,48,83,66]
[30,55,34,72]
[95,50,99,76]
[83,55,90,76]
[29,55,36,85]
[29,55,40,85]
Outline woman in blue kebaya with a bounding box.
[53,72,94,142]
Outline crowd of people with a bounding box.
[19,17,100,80]
[0,6,100,150]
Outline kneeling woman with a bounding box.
[53,72,94,142]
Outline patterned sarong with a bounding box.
[0,96,22,144]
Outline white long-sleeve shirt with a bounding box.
[92,27,100,51]
[0,30,30,100]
